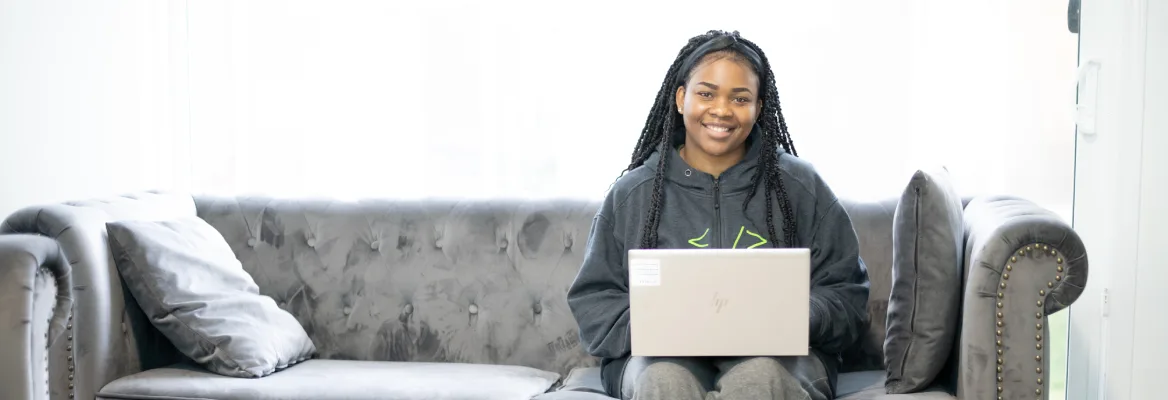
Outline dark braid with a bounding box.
[626,30,801,249]
[736,36,799,248]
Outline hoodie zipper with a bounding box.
[713,176,722,248]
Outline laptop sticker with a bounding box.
[630,258,661,286]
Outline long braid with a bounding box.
[640,113,676,249]
[626,30,802,249]
[737,36,799,247]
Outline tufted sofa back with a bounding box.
[192,196,603,376]
[189,196,908,375]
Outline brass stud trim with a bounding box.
[1048,282,1054,288]
[1037,323,1043,330]
[1057,275,1063,281]
[998,349,1003,355]
[1036,355,1042,362]
[1057,257,1064,263]
[1011,256,1018,262]
[997,329,1003,336]
[1004,273,1010,280]
[997,320,1004,327]
[998,302,1004,308]
[1058,265,1064,272]
[1037,343,1043,350]
[1037,367,1043,374]
[997,312,1004,318]
[998,292,1004,298]
[1001,282,1007,289]
[1036,312,1042,319]
[1036,334,1043,341]
[1040,290,1046,296]
[1006,265,1013,271]
[1037,300,1043,307]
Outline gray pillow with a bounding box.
[884,167,964,393]
[106,215,316,378]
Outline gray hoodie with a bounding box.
[566,133,870,392]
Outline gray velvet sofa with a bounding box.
[0,191,1087,400]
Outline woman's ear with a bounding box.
[675,86,685,114]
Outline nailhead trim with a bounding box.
[67,307,75,399]
[997,243,1063,399]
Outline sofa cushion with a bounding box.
[106,216,316,378]
[556,367,607,394]
[836,371,955,400]
[96,359,562,400]
[884,168,964,393]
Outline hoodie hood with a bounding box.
[641,124,780,194]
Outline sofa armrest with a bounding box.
[0,234,73,400]
[955,196,1087,400]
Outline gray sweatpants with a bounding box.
[615,356,832,400]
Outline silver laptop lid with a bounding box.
[627,248,810,357]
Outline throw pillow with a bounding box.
[884,167,964,393]
[106,215,316,378]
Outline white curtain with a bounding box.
[184,0,1078,220]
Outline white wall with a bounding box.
[183,0,1079,221]
[1069,0,1168,398]
[0,0,190,218]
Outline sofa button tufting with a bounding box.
[307,237,317,247]
[469,304,479,315]
[247,238,257,247]
[371,240,380,250]
[403,304,413,315]
[533,303,542,314]
[343,306,352,315]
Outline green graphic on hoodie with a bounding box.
[688,226,768,249]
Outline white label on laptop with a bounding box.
[630,259,661,286]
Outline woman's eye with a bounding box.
[735,97,752,103]
[697,92,713,98]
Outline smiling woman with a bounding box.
[567,30,870,400]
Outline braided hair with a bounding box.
[627,30,800,250]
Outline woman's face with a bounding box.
[674,55,760,159]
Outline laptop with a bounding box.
[627,248,810,357]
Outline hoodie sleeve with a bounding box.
[807,197,872,355]
[566,211,632,359]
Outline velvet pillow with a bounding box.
[884,167,964,393]
[107,215,316,378]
